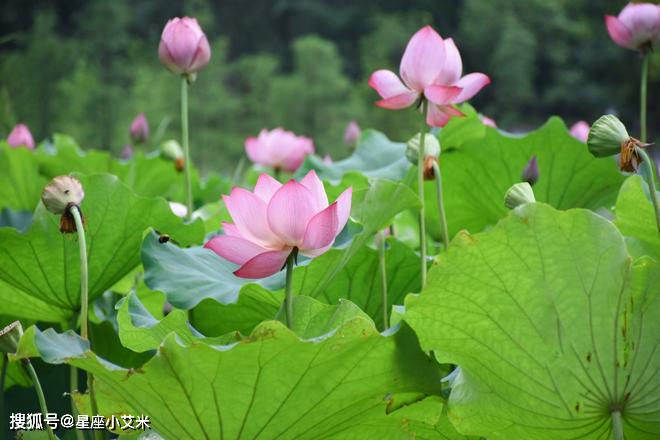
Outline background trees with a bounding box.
[0,0,657,170]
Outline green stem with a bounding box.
[431,160,449,251]
[232,156,246,185]
[378,231,389,330]
[284,252,295,329]
[640,53,648,143]
[64,317,84,440]
[181,77,193,221]
[637,148,660,234]
[71,207,102,439]
[611,410,624,440]
[23,360,56,440]
[417,101,429,289]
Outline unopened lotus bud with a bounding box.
[406,133,440,165]
[41,176,85,233]
[587,115,630,158]
[0,321,23,354]
[505,182,536,209]
[160,139,184,161]
[521,155,539,186]
[120,144,134,160]
[130,113,149,144]
[162,301,173,317]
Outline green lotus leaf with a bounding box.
[614,175,660,261]
[0,174,204,321]
[405,203,660,439]
[0,144,46,211]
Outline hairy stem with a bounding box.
[640,52,648,143]
[284,252,295,329]
[378,230,389,330]
[181,77,193,221]
[431,160,449,250]
[417,101,429,288]
[23,360,56,440]
[637,148,660,234]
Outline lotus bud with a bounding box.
[344,120,361,146]
[0,321,22,354]
[521,155,539,186]
[130,113,149,144]
[587,115,630,158]
[323,154,333,165]
[161,139,184,161]
[162,301,173,317]
[7,124,35,150]
[120,144,134,160]
[504,182,536,209]
[406,133,441,164]
[41,176,85,233]
[158,17,211,79]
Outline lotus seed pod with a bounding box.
[0,321,23,354]
[504,182,536,209]
[587,115,630,158]
[41,176,85,215]
[406,133,441,165]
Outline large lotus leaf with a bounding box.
[22,315,451,439]
[426,117,625,240]
[405,203,660,439]
[614,175,660,261]
[0,144,46,211]
[0,279,71,322]
[437,103,486,151]
[296,129,410,182]
[289,238,420,329]
[192,285,283,336]
[0,174,204,319]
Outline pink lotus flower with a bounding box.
[344,120,361,145]
[205,171,352,279]
[368,26,490,127]
[245,128,315,173]
[605,3,660,51]
[159,17,211,75]
[480,115,497,128]
[7,124,35,149]
[569,121,590,142]
[130,113,149,143]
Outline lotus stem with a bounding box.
[418,101,429,288]
[611,410,624,440]
[70,206,102,439]
[284,252,295,329]
[1,354,7,435]
[23,359,56,440]
[636,148,660,234]
[181,77,193,221]
[431,160,449,250]
[378,230,389,330]
[640,52,648,143]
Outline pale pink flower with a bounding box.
[245,128,315,173]
[159,17,211,75]
[169,201,188,218]
[569,121,590,143]
[605,3,660,51]
[368,26,490,127]
[205,171,352,279]
[130,113,149,143]
[323,154,333,165]
[344,120,361,145]
[7,124,35,149]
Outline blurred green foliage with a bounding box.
[0,0,658,172]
